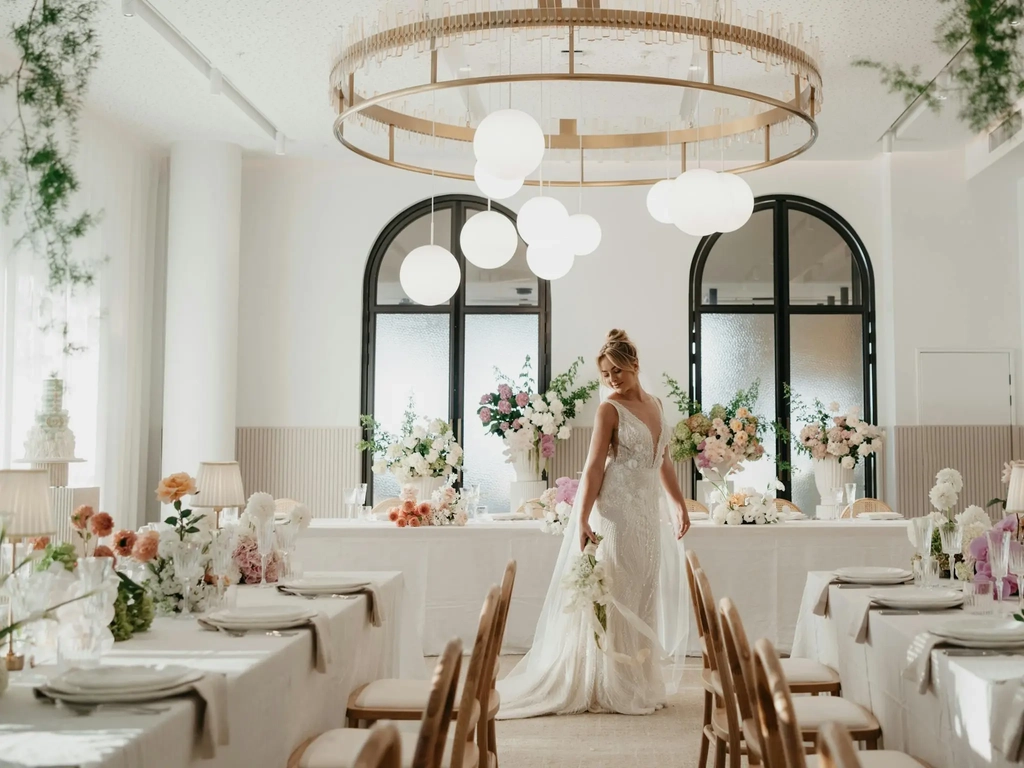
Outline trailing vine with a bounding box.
[0,0,102,291]
[854,0,1024,133]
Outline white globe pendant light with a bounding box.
[460,210,519,269]
[565,213,602,256]
[717,172,755,233]
[399,244,461,305]
[646,178,676,224]
[517,195,569,245]
[526,240,575,280]
[474,162,523,201]
[671,168,730,237]
[473,109,545,180]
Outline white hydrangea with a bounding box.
[935,468,964,494]
[929,482,958,513]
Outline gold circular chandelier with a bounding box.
[330,1,823,187]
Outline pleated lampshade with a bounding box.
[0,469,54,538]
[193,461,245,509]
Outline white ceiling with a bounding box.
[0,0,970,160]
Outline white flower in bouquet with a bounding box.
[956,505,991,527]
[288,503,311,530]
[841,456,856,469]
[543,501,573,535]
[561,535,612,647]
[935,468,964,494]
[929,481,958,513]
[725,508,744,526]
[246,492,277,527]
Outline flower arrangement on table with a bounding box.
[784,388,883,469]
[231,492,289,585]
[528,477,579,535]
[664,376,766,476]
[385,484,469,527]
[359,398,463,485]
[708,480,784,525]
[478,356,598,479]
[562,533,611,649]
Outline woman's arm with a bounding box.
[577,401,616,551]
[660,443,691,539]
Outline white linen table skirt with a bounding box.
[299,518,914,655]
[793,570,1024,767]
[0,571,416,768]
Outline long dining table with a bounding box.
[793,571,1024,768]
[0,571,421,768]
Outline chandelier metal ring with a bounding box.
[334,72,817,186]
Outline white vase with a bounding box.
[694,458,735,487]
[1007,461,1024,513]
[511,450,543,483]
[813,457,854,506]
[407,476,444,503]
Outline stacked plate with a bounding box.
[931,618,1024,649]
[489,511,530,522]
[834,566,913,585]
[868,586,963,610]
[41,664,202,704]
[688,511,710,521]
[782,511,807,521]
[204,605,316,632]
[278,577,369,598]
[857,511,904,521]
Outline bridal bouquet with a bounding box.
[664,376,766,472]
[562,534,611,648]
[709,480,783,525]
[478,356,598,476]
[359,399,463,484]
[785,388,883,469]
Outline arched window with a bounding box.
[362,194,551,510]
[690,195,877,513]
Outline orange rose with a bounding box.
[396,517,408,528]
[89,512,114,538]
[132,531,159,563]
[401,500,416,514]
[416,502,431,518]
[388,508,400,522]
[156,472,197,504]
[93,545,116,560]
[30,536,50,551]
[71,505,94,530]
[408,517,421,527]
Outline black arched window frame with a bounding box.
[688,194,878,499]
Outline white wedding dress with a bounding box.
[496,398,690,718]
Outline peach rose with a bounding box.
[396,517,408,528]
[729,419,743,433]
[156,472,197,504]
[132,531,160,563]
[30,536,50,551]
[113,529,137,558]
[401,500,416,514]
[408,516,421,527]
[388,508,400,522]
[89,512,114,538]
[416,502,431,518]
[71,505,94,530]
[93,545,116,560]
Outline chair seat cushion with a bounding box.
[781,658,841,686]
[352,679,499,718]
[299,727,479,768]
[793,697,879,732]
[807,751,926,767]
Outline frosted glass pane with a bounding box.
[700,209,774,306]
[372,314,451,502]
[699,314,777,492]
[463,314,539,513]
[788,210,861,307]
[376,208,453,305]
[789,314,865,515]
[463,209,537,306]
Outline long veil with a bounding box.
[501,380,690,697]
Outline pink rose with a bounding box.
[540,434,556,459]
[479,407,492,423]
[511,419,522,430]
[500,422,510,432]
[480,394,491,405]
[498,384,513,400]
[516,392,529,407]
[498,399,512,414]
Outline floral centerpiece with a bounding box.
[664,376,766,482]
[562,534,612,650]
[232,493,281,585]
[478,357,598,482]
[359,398,463,500]
[385,484,469,527]
[531,477,579,535]
[970,513,1020,594]
[709,480,783,525]
[913,468,968,577]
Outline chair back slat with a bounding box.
[752,638,805,768]
[816,723,863,768]
[451,586,500,768]
[718,597,764,763]
[413,638,463,768]
[684,499,710,515]
[685,550,705,642]
[773,498,803,515]
[479,560,516,758]
[694,568,743,756]
[355,724,403,768]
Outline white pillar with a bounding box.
[161,141,242,477]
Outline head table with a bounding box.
[0,571,421,768]
[793,571,1024,768]
[298,518,914,656]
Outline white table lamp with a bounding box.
[194,461,245,528]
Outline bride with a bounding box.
[497,329,691,718]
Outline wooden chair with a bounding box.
[816,723,865,768]
[751,639,890,767]
[353,724,402,768]
[288,637,463,768]
[840,498,894,519]
[684,551,715,768]
[774,498,803,516]
[347,561,517,768]
[685,499,710,516]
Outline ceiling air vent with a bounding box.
[989,110,1022,153]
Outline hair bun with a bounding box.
[606,329,629,343]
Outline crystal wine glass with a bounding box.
[988,529,1011,605]
[275,523,298,580]
[939,523,964,583]
[910,517,935,587]
[210,527,237,609]
[255,517,276,588]
[172,541,204,619]
[1009,544,1024,611]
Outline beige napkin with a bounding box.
[851,600,877,643]
[277,584,383,628]
[999,678,1024,761]
[199,614,333,674]
[902,632,948,694]
[812,579,839,617]
[34,673,229,759]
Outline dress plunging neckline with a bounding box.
[611,397,663,465]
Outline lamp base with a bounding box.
[5,651,24,672]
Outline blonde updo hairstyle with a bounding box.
[597,329,640,374]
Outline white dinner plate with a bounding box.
[47,666,201,696]
[489,512,529,521]
[208,606,314,625]
[834,566,912,584]
[932,617,1024,643]
[206,617,314,632]
[688,512,709,520]
[868,587,963,610]
[936,636,1024,650]
[857,512,903,520]
[39,678,202,705]
[279,578,369,594]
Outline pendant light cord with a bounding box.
[430,86,436,245]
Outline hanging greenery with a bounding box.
[0,0,101,290]
[854,0,1024,133]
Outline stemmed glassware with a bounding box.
[910,517,935,587]
[275,523,299,580]
[1009,544,1024,611]
[173,541,203,619]
[210,527,237,609]
[255,517,276,588]
[988,530,1012,604]
[939,522,964,583]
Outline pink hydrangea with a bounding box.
[498,384,513,400]
[233,534,282,584]
[516,392,529,407]
[479,407,492,423]
[554,477,579,506]
[971,514,1021,595]
[540,433,556,459]
[498,399,512,414]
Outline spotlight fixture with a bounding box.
[275,131,286,156]
[122,0,136,17]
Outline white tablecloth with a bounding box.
[793,571,1024,767]
[300,519,914,655]
[0,571,419,768]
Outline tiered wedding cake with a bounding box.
[23,378,78,461]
